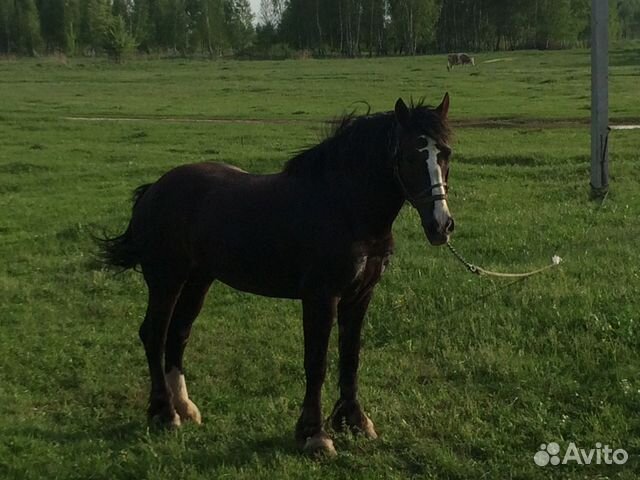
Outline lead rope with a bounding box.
[444,140,615,280]
[446,241,563,278]
[446,189,610,279]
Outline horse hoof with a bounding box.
[149,411,181,430]
[362,415,378,439]
[330,401,378,439]
[175,400,202,425]
[303,431,337,458]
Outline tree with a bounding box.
[2,0,632,58]
[61,0,81,55]
[279,0,315,50]
[224,0,254,51]
[132,0,152,50]
[38,0,66,51]
[165,0,189,52]
[362,0,387,56]
[0,0,17,53]
[618,0,640,38]
[16,0,43,55]
[338,0,365,57]
[79,0,111,52]
[389,0,439,54]
[187,0,229,56]
[258,0,283,27]
[256,0,284,55]
[533,0,580,49]
[104,14,136,61]
[112,0,131,25]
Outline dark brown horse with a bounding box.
[100,94,454,457]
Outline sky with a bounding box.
[249,0,261,21]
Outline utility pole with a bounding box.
[591,0,609,197]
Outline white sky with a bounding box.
[249,0,261,20]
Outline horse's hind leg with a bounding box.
[139,266,188,428]
[164,272,213,424]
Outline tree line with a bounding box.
[1,0,639,59]
[0,0,254,58]
[269,0,638,56]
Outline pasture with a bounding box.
[1,46,639,479]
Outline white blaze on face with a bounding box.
[418,136,451,232]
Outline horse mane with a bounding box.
[282,99,450,177]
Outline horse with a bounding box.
[99,93,454,457]
[447,53,475,71]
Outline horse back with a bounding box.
[129,162,378,298]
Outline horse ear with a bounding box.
[395,98,411,129]
[436,92,450,118]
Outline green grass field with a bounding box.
[1,46,639,479]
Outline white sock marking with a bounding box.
[166,367,202,424]
[166,368,190,404]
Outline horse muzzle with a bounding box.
[421,217,454,246]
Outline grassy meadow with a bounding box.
[1,45,639,479]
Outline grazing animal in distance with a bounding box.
[447,52,475,71]
[99,94,455,457]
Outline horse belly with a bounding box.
[216,269,302,299]
[205,245,304,299]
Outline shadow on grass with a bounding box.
[191,433,299,467]
[2,420,142,446]
[3,420,303,474]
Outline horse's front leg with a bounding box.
[295,295,337,457]
[330,289,378,439]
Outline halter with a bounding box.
[392,134,449,209]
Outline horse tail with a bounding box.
[97,183,153,270]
